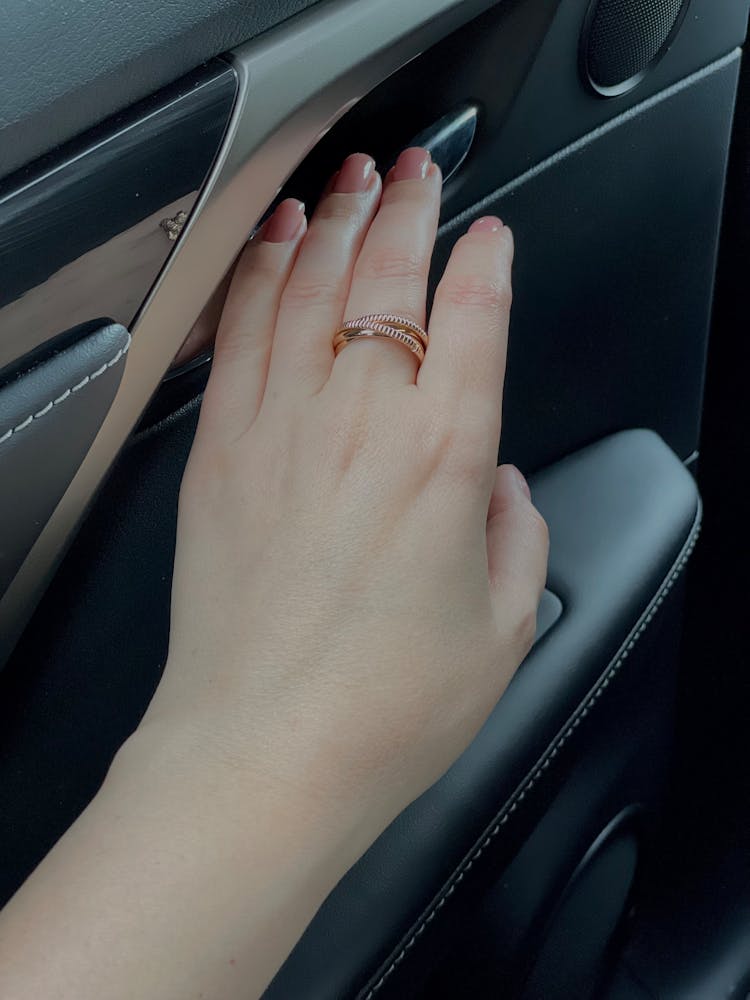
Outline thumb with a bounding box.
[486,465,550,656]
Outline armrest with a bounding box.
[266,429,701,1000]
[0,321,130,601]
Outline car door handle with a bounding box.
[407,103,478,183]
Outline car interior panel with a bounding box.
[1,0,749,996]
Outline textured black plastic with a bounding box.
[434,57,739,474]
[0,0,321,178]
[584,0,689,92]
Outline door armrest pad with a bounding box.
[267,430,701,1000]
[0,322,130,600]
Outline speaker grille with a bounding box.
[585,0,688,93]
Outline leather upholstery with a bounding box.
[265,430,701,999]
[0,321,130,596]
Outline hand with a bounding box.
[147,147,549,828]
[0,148,549,1000]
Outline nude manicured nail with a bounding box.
[264,198,306,243]
[392,147,432,182]
[334,153,376,193]
[469,216,504,234]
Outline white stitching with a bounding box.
[0,332,131,448]
[361,512,702,999]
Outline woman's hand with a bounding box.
[150,147,548,823]
[0,148,548,1000]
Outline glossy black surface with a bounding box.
[409,104,478,184]
[0,62,236,371]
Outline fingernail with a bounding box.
[263,198,306,243]
[392,147,432,182]
[469,216,504,234]
[508,465,532,499]
[334,153,376,193]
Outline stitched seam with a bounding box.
[361,508,702,999]
[0,333,131,448]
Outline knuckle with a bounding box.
[384,179,435,207]
[314,194,368,223]
[423,420,457,468]
[454,415,494,463]
[358,247,426,283]
[323,401,372,477]
[435,421,494,491]
[283,274,343,308]
[237,252,282,286]
[421,395,495,472]
[442,272,512,312]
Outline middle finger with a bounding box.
[266,153,382,399]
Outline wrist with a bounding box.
[104,712,380,887]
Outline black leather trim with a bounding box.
[361,508,701,999]
[266,431,701,1000]
[0,321,130,596]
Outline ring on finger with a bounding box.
[342,313,429,351]
[333,322,426,364]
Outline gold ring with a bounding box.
[342,313,429,351]
[333,322,425,364]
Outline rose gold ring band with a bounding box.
[334,314,428,366]
[333,322,425,363]
[342,313,428,350]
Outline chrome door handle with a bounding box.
[408,103,478,182]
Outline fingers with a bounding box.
[420,217,514,450]
[198,198,306,440]
[265,154,382,398]
[331,148,442,389]
[486,465,550,660]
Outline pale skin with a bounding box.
[0,148,549,998]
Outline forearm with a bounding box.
[0,720,364,1000]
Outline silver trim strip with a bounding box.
[0,0,503,659]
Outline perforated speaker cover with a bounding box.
[582,0,690,97]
